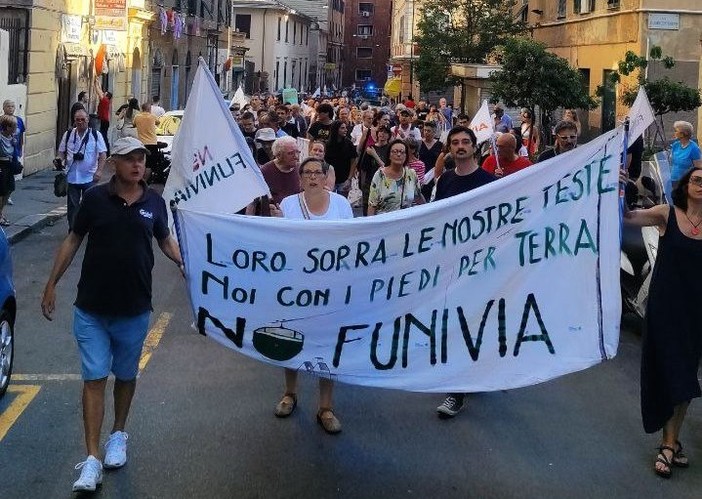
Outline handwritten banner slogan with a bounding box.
[175,129,623,393]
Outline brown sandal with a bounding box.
[673,440,690,468]
[316,408,342,434]
[274,393,297,418]
[655,446,674,478]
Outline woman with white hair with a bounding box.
[671,121,702,183]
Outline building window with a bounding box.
[359,2,373,14]
[355,69,372,81]
[293,22,297,44]
[285,19,289,42]
[574,0,596,13]
[235,14,251,38]
[357,25,373,36]
[557,0,566,18]
[306,26,309,45]
[607,0,620,8]
[277,17,281,41]
[357,47,372,59]
[276,60,280,89]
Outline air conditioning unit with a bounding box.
[580,1,591,13]
[361,11,370,17]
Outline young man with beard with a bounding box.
[433,126,496,418]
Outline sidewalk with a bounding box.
[2,169,67,244]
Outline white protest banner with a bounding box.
[175,128,623,393]
[628,87,655,142]
[163,58,270,215]
[469,100,494,145]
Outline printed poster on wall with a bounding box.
[175,128,624,393]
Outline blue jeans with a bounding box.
[67,181,94,231]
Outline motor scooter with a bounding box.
[620,161,665,319]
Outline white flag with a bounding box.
[628,86,655,143]
[469,100,494,145]
[229,85,247,108]
[163,58,270,216]
[312,87,320,98]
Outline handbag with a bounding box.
[54,172,68,197]
[10,158,23,175]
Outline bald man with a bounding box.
[482,133,532,178]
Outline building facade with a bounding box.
[389,0,421,102]
[341,0,391,91]
[522,0,702,141]
[232,1,314,94]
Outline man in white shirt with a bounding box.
[391,109,422,142]
[150,95,165,118]
[351,109,374,146]
[58,109,107,230]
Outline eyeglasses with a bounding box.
[689,176,702,186]
[557,135,577,140]
[302,170,325,177]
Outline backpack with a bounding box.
[62,127,98,157]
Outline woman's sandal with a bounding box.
[673,440,690,468]
[274,393,297,418]
[316,408,342,434]
[655,446,674,478]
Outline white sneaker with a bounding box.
[104,431,129,469]
[72,455,103,492]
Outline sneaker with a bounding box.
[436,394,465,418]
[72,455,103,492]
[104,431,128,469]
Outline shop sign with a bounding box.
[61,15,82,44]
[95,0,127,30]
[101,30,118,44]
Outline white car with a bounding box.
[155,110,184,157]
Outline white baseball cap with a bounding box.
[111,137,149,156]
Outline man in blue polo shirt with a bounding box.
[41,137,183,493]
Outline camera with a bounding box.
[73,152,84,161]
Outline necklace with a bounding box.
[684,211,702,235]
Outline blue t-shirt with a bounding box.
[671,139,701,181]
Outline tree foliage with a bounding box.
[601,47,701,117]
[414,0,527,92]
[488,38,598,117]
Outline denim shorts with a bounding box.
[73,307,151,381]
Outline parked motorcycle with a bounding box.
[620,161,666,319]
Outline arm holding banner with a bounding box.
[622,202,668,233]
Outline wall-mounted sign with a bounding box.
[61,15,82,44]
[95,16,126,31]
[101,30,118,44]
[95,0,127,30]
[648,13,680,30]
[95,0,126,18]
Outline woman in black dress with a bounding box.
[623,167,702,478]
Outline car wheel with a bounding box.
[0,310,14,398]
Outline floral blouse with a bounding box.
[368,167,421,214]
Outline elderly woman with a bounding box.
[0,115,16,225]
[367,139,425,215]
[623,167,702,478]
[670,121,702,184]
[275,157,353,434]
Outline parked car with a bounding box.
[155,110,184,158]
[0,227,16,398]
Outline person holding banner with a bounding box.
[434,126,496,417]
[481,133,532,178]
[537,121,578,163]
[670,121,702,185]
[623,167,702,478]
[275,157,353,434]
[367,139,425,215]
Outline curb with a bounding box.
[6,206,67,245]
